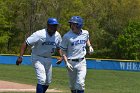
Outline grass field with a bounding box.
[0,64,140,93]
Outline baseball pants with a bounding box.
[32,55,52,85]
[67,58,87,90]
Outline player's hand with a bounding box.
[66,61,73,71]
[89,46,94,54]
[56,57,63,65]
[16,56,23,66]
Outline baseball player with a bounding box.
[60,16,94,93]
[16,18,62,93]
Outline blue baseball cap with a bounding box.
[47,18,59,25]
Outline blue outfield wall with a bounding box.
[0,55,140,71]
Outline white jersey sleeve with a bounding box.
[26,32,40,46]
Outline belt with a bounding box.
[68,58,84,62]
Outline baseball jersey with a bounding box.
[60,29,89,59]
[26,28,62,57]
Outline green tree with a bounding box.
[0,0,13,53]
[116,21,140,60]
[83,0,140,58]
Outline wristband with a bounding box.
[19,56,23,59]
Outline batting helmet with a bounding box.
[68,16,83,29]
[47,18,59,25]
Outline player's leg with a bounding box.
[42,85,49,93]
[33,59,47,93]
[67,61,77,93]
[36,84,49,93]
[75,59,87,93]
[69,70,77,93]
[71,90,76,93]
[36,84,43,93]
[71,90,84,93]
[77,90,84,93]
[44,58,52,93]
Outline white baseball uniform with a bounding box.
[26,28,62,85]
[60,29,89,90]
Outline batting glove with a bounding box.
[89,46,94,54]
[66,61,73,71]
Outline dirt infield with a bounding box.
[0,80,62,92]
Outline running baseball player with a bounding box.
[60,16,94,93]
[16,18,62,93]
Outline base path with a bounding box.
[0,80,62,92]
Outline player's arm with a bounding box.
[61,50,68,63]
[56,35,63,64]
[59,35,73,71]
[16,41,28,65]
[86,39,94,54]
[56,49,63,65]
[61,50,73,71]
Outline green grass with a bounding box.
[0,64,140,93]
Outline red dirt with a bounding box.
[0,80,62,92]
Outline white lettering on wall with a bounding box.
[138,64,140,70]
[120,62,125,69]
[132,63,137,70]
[126,62,132,70]
[120,62,140,71]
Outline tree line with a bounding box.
[0,0,140,60]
